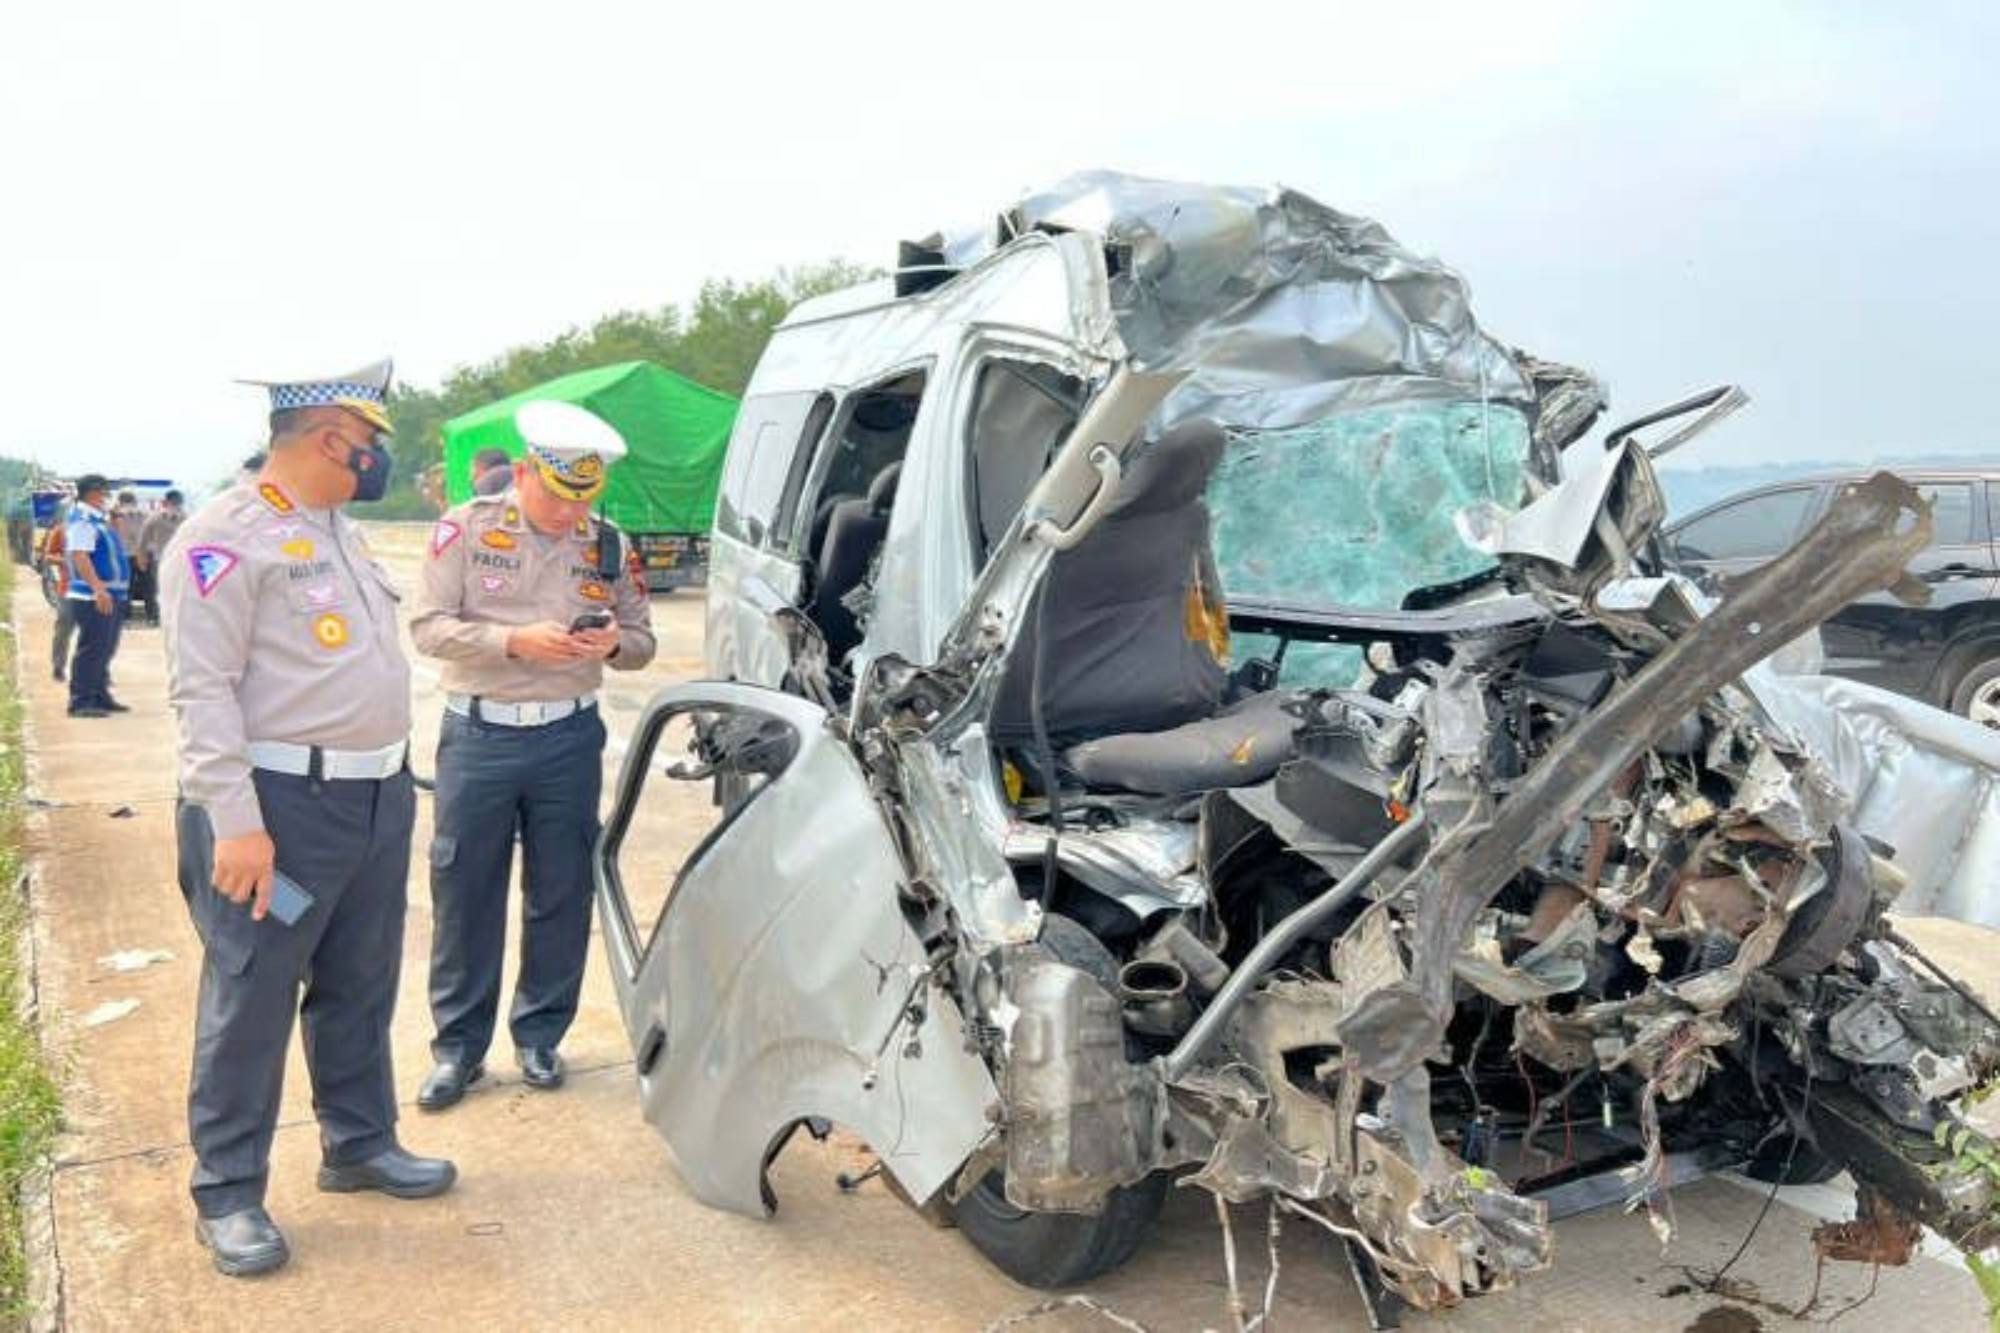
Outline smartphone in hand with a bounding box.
[569,610,613,633]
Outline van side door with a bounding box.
[705,392,835,685]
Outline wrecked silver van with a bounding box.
[592,172,2000,1313]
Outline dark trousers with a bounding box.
[428,705,604,1064]
[129,564,158,623]
[51,599,75,677]
[68,599,123,710]
[176,768,415,1218]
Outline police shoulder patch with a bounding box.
[257,483,295,515]
[186,545,241,598]
[430,519,462,557]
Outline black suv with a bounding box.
[1665,468,2000,723]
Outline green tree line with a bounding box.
[360,260,872,518]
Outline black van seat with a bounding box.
[992,420,1231,744]
[1063,690,1300,796]
[810,462,902,663]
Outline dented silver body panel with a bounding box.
[1748,667,2000,927]
[594,683,996,1217]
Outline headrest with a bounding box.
[1109,418,1227,518]
[867,461,903,514]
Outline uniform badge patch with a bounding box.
[297,582,345,612]
[477,573,511,596]
[312,612,350,649]
[186,545,240,597]
[481,530,516,551]
[430,520,462,557]
[280,538,315,561]
[579,581,612,603]
[258,483,295,515]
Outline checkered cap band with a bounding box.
[268,381,387,411]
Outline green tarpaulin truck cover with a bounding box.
[440,360,738,533]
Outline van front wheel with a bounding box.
[952,1168,1168,1289]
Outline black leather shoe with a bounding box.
[67,707,108,719]
[518,1047,565,1090]
[102,698,131,713]
[416,1058,484,1111]
[317,1145,457,1199]
[195,1206,289,1277]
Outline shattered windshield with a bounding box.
[1208,399,1532,681]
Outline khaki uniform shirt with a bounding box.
[138,507,184,562]
[111,504,144,552]
[161,479,412,839]
[410,490,656,701]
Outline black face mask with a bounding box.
[342,437,395,503]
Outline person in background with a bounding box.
[64,475,131,717]
[112,489,144,551]
[43,500,76,681]
[471,447,513,497]
[409,402,655,1109]
[162,359,454,1278]
[132,489,186,625]
[112,490,145,624]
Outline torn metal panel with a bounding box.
[1339,473,1932,1083]
[938,170,1535,438]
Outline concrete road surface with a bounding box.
[15,522,1995,1331]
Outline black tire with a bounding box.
[951,912,1167,1288]
[954,1167,1169,1289]
[1743,1132,1844,1186]
[1949,655,2000,728]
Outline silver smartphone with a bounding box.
[268,870,316,927]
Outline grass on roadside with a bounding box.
[0,552,62,1319]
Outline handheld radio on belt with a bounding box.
[595,520,625,585]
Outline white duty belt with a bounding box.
[445,693,598,728]
[246,738,410,781]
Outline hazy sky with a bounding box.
[3,2,1993,484]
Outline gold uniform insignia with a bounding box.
[482,530,517,551]
[312,612,350,649]
[281,538,315,560]
[579,581,611,603]
[258,483,295,515]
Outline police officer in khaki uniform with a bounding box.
[411,400,655,1109]
[162,360,454,1277]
